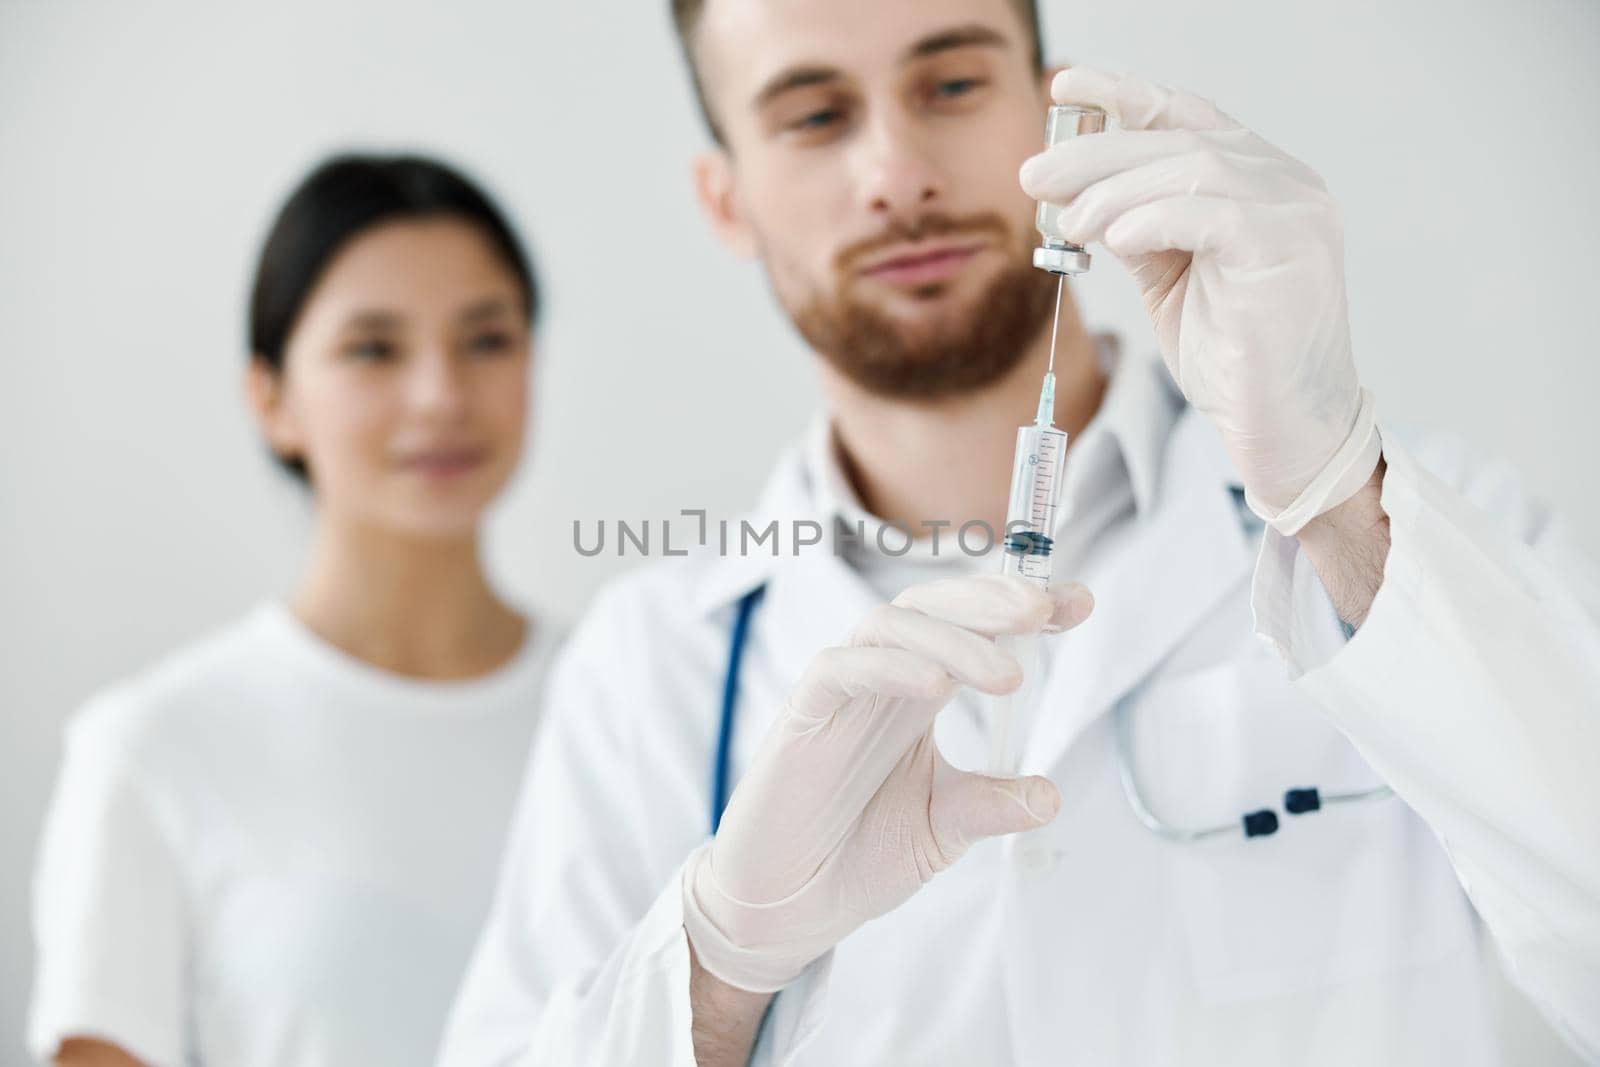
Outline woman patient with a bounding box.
[29,154,555,1066]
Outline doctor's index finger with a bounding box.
[1051,67,1237,133]
[890,575,1093,637]
[851,603,1025,696]
[789,646,956,717]
[1019,126,1255,207]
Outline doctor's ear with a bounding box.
[693,149,757,259]
[244,356,307,476]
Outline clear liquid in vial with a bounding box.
[1034,105,1107,248]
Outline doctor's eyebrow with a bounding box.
[902,23,1012,63]
[751,24,1014,110]
[752,66,842,109]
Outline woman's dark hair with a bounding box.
[248,153,540,482]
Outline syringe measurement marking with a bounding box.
[1025,434,1063,533]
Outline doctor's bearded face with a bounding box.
[687,0,1057,399]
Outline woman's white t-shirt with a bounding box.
[28,601,557,1067]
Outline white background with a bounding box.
[2,0,1597,1059]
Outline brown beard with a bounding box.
[784,212,1058,400]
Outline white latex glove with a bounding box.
[1020,67,1382,534]
[682,574,1094,993]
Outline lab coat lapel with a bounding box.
[1024,411,1257,770]
[694,440,884,739]
[762,541,883,695]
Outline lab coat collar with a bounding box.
[686,435,824,617]
[1084,335,1173,516]
[686,433,883,693]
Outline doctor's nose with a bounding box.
[855,116,946,223]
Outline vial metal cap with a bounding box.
[1033,243,1092,276]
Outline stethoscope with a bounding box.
[711,585,765,834]
[709,493,1394,839]
[1111,702,1394,841]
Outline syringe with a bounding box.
[988,299,1070,774]
[988,103,1105,774]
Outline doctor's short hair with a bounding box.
[247,153,539,484]
[668,0,1046,146]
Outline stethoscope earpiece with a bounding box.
[1242,810,1279,838]
[1284,788,1322,815]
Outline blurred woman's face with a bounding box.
[266,218,532,539]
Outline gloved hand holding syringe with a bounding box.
[989,102,1105,774]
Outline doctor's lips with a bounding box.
[395,443,490,477]
[857,241,988,287]
[843,214,1011,289]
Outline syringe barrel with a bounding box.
[1034,104,1107,276]
[1001,423,1069,588]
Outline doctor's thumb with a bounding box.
[934,770,1062,858]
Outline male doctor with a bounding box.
[440,1,1600,1063]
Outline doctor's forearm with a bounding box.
[688,941,772,1067]
[1296,459,1390,628]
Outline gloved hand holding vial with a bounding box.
[1020,69,1380,535]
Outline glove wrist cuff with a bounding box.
[681,842,829,995]
[1246,389,1382,536]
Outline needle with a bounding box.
[1046,275,1064,375]
[1035,276,1065,428]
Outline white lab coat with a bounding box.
[440,394,1600,1066]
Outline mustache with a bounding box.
[835,213,1013,274]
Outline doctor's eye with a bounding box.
[782,102,853,143]
[767,87,857,145]
[935,78,984,98]
[792,109,844,131]
[913,61,992,113]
